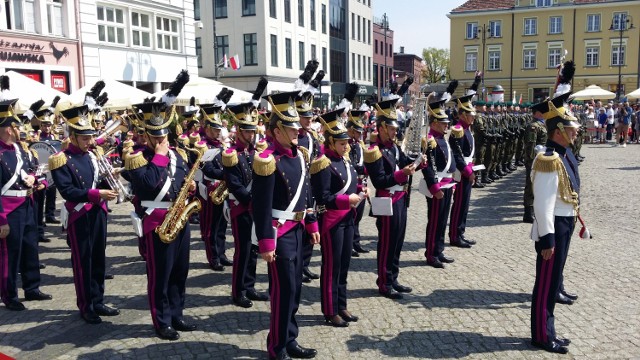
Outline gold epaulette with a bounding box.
[451,126,464,139]
[427,136,437,149]
[175,148,188,162]
[532,152,561,173]
[421,136,427,151]
[253,152,276,176]
[48,152,67,171]
[189,132,201,144]
[177,134,189,148]
[363,145,382,163]
[20,142,29,153]
[123,139,134,149]
[30,149,39,160]
[61,137,70,151]
[310,129,319,140]
[125,151,148,170]
[310,155,331,175]
[255,140,268,153]
[369,132,378,144]
[222,149,238,167]
[175,123,183,136]
[298,145,310,163]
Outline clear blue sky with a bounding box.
[375,0,468,56]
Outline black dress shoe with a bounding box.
[392,282,412,293]
[324,314,348,327]
[426,258,445,269]
[302,268,319,280]
[172,319,197,331]
[339,310,358,322]
[94,304,120,316]
[438,254,455,263]
[556,292,574,305]
[233,295,253,308]
[353,243,369,254]
[561,290,578,301]
[531,340,568,354]
[270,350,292,360]
[286,344,317,359]
[210,261,224,272]
[220,257,233,266]
[105,273,115,280]
[450,240,471,248]
[38,238,51,243]
[351,250,360,257]
[25,290,53,301]
[246,290,269,301]
[472,181,485,189]
[39,263,46,269]
[189,216,200,225]
[379,288,403,300]
[6,301,26,311]
[462,238,476,245]
[46,217,61,224]
[81,312,102,324]
[301,275,311,283]
[156,326,180,340]
[555,337,571,346]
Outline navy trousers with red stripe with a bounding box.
[375,196,407,292]
[66,206,107,315]
[200,201,228,266]
[267,223,303,358]
[0,200,41,305]
[531,216,573,344]
[320,214,354,317]
[231,211,258,299]
[424,188,453,262]
[449,177,472,243]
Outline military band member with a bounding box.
[311,109,366,327]
[448,95,479,248]
[364,99,416,300]
[126,100,197,340]
[49,105,117,323]
[0,99,52,311]
[523,101,549,224]
[422,99,456,269]
[254,91,320,360]
[35,100,61,224]
[530,93,580,354]
[346,110,369,256]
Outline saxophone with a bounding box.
[209,181,228,205]
[156,147,205,244]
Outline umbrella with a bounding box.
[570,85,616,100]
[58,79,151,111]
[625,88,640,100]
[151,76,253,106]
[1,71,67,112]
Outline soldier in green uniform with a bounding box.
[514,104,527,166]
[473,101,488,187]
[484,103,498,181]
[522,101,549,223]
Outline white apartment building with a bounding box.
[345,0,374,105]
[78,0,198,93]
[196,0,331,107]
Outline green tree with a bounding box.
[422,47,450,84]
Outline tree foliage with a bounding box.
[421,47,450,84]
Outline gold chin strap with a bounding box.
[276,121,296,148]
[557,123,573,146]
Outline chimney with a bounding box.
[400,46,405,54]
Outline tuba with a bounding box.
[156,146,205,243]
[402,97,427,160]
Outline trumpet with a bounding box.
[94,149,133,203]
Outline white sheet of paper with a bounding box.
[371,197,393,216]
[472,164,486,171]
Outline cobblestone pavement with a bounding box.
[1,143,639,359]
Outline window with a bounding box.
[131,12,151,48]
[156,16,180,51]
[367,20,371,44]
[47,0,64,36]
[9,0,36,32]
[310,0,316,30]
[489,20,501,37]
[524,18,537,35]
[322,47,327,71]
[270,34,278,67]
[352,53,355,79]
[368,57,371,81]
[298,0,304,26]
[215,35,229,65]
[549,16,562,34]
[548,48,561,67]
[357,16,361,41]
[242,0,255,16]
[612,44,625,66]
[523,49,536,69]
[389,44,392,56]
[311,44,316,61]
[358,54,361,80]
[465,52,478,71]
[244,33,258,65]
[612,13,628,31]
[586,46,599,66]
[284,0,291,23]
[373,64,378,88]
[194,0,200,20]
[269,0,276,18]
[375,39,378,54]
[488,50,501,70]
[285,38,292,68]
[298,41,305,70]
[97,6,125,44]
[215,0,227,18]
[587,14,600,32]
[466,22,478,39]
[195,37,202,68]
[536,0,551,7]
[321,4,327,33]
[352,13,355,39]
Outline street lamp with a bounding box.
[475,23,493,101]
[609,14,634,100]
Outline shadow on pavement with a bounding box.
[75,341,265,359]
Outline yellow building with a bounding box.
[448,0,640,103]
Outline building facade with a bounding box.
[372,15,394,100]
[393,46,423,99]
[1,0,82,93]
[79,0,198,93]
[449,0,640,103]
[340,0,374,107]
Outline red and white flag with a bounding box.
[229,54,241,70]
[222,54,228,68]
[519,94,523,104]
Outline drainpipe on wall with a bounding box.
[572,8,576,91]
[74,0,85,88]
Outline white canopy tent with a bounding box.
[625,88,640,100]
[570,85,616,100]
[1,71,68,112]
[151,76,254,106]
[57,79,151,111]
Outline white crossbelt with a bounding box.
[3,189,31,197]
[141,201,172,209]
[385,184,404,193]
[1,144,24,196]
[272,209,305,221]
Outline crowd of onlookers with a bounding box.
[576,100,640,147]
